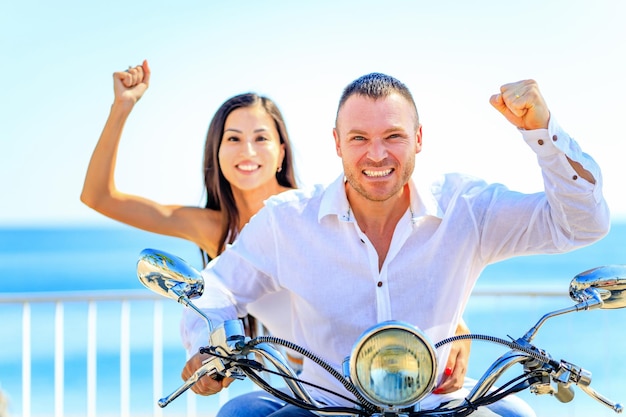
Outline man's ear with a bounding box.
[415,124,423,154]
[333,128,342,157]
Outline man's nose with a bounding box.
[367,139,388,162]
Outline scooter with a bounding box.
[136,248,625,416]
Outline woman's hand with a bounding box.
[433,319,471,394]
[113,59,151,107]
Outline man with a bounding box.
[180,73,610,417]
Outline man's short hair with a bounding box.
[335,73,419,127]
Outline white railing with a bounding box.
[0,288,623,417]
[0,290,238,417]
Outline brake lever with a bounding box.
[556,361,623,413]
[577,377,623,413]
[158,360,224,408]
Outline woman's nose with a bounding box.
[241,140,257,156]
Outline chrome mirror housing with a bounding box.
[569,265,626,309]
[137,248,204,301]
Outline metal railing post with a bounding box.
[21,302,31,417]
[120,300,131,417]
[154,300,163,417]
[87,301,98,417]
[54,302,64,417]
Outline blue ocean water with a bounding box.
[1,223,625,417]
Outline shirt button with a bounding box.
[572,175,578,180]
[377,281,383,287]
[552,135,558,142]
[360,238,365,243]
[537,139,544,145]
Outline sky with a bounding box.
[2,0,625,226]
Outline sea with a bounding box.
[1,223,626,417]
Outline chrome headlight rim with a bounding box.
[348,320,437,409]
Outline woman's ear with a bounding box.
[278,143,286,171]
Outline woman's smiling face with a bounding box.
[218,104,285,192]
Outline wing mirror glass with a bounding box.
[569,265,626,309]
[137,248,204,301]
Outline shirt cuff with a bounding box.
[519,116,572,157]
[520,116,603,202]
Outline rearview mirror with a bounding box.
[137,248,204,301]
[569,265,626,309]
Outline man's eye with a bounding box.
[352,136,366,141]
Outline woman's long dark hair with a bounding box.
[200,93,297,265]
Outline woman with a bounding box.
[81,60,470,395]
[81,60,295,260]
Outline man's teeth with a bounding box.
[238,164,260,171]
[364,169,392,177]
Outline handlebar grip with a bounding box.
[555,383,575,403]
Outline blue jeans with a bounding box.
[216,390,314,417]
[216,388,536,417]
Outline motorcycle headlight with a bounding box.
[348,321,437,408]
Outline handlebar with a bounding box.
[160,332,624,415]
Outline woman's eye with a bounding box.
[226,136,240,142]
[256,136,269,142]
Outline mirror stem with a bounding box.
[172,289,214,332]
[522,289,605,342]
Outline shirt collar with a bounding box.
[318,173,443,223]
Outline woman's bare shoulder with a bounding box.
[169,205,223,256]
